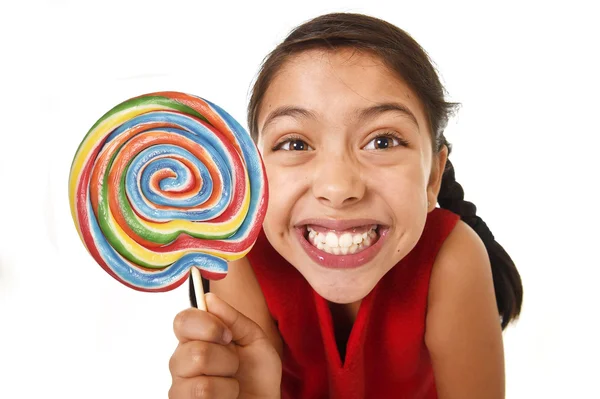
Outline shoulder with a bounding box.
[424,219,505,398]
[426,219,498,341]
[421,208,461,251]
[430,217,488,281]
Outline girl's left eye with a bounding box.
[363,133,408,150]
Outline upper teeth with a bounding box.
[307,225,377,249]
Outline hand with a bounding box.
[169,293,282,398]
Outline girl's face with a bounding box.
[256,48,446,304]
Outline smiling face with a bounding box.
[256,48,447,304]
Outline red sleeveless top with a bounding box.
[247,208,460,399]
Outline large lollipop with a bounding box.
[69,91,268,302]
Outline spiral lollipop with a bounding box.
[68,92,268,293]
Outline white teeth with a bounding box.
[306,224,380,255]
[339,233,353,248]
[325,232,338,247]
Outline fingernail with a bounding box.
[222,328,232,344]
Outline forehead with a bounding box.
[258,48,428,129]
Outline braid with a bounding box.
[437,139,523,329]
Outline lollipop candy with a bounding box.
[69,92,268,293]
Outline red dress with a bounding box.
[247,208,460,399]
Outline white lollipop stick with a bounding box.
[190,267,207,311]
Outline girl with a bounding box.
[168,12,522,399]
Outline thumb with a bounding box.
[205,293,267,347]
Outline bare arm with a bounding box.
[425,220,505,399]
[210,257,284,358]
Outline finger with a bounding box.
[173,308,233,345]
[169,376,239,399]
[205,293,267,347]
[169,341,239,378]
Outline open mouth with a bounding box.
[294,221,389,269]
[305,224,380,255]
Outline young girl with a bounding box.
[168,12,522,399]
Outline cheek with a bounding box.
[378,166,429,253]
[262,162,309,233]
[367,162,428,203]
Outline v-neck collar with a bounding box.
[312,284,379,369]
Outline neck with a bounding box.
[329,300,361,328]
[328,300,361,324]
[328,300,362,362]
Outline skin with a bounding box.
[170,294,281,399]
[257,48,442,307]
[169,48,505,398]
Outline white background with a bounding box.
[1,0,598,398]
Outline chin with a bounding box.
[300,264,383,304]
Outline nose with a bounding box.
[311,152,366,208]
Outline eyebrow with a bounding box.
[260,102,419,132]
[357,102,419,128]
[261,106,318,131]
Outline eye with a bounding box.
[273,137,313,151]
[363,132,408,150]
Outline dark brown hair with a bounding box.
[246,12,522,329]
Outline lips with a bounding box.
[293,219,389,269]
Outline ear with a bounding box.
[427,144,448,211]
